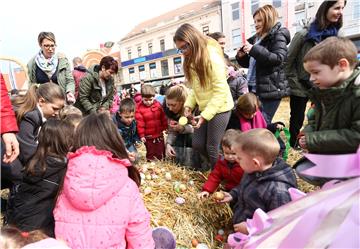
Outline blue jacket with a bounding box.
[112,113,140,149]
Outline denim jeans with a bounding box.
[260,98,281,124]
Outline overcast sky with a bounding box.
[0,0,194,70]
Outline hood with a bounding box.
[63,146,132,211]
[24,156,67,184]
[252,157,297,187]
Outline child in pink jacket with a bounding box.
[54,113,154,249]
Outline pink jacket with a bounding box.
[54,146,154,249]
[239,110,267,131]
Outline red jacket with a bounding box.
[135,100,167,139]
[202,156,244,193]
[1,74,18,134]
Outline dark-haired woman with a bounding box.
[286,0,346,148]
[76,56,118,115]
[28,32,75,104]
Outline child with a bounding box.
[198,129,244,198]
[113,98,141,161]
[1,83,65,190]
[135,84,167,161]
[299,37,360,154]
[59,105,83,120]
[0,226,70,249]
[6,119,74,237]
[220,129,297,233]
[54,113,154,249]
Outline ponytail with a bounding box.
[13,83,65,124]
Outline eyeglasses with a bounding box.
[43,44,56,49]
[177,43,190,54]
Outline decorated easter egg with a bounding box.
[175,197,185,205]
[188,180,194,186]
[165,172,172,180]
[196,243,209,249]
[140,172,146,180]
[178,116,188,126]
[151,174,158,180]
[145,174,152,180]
[218,229,225,236]
[191,238,199,247]
[179,184,187,192]
[144,187,152,195]
[214,191,225,201]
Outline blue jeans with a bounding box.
[260,98,281,124]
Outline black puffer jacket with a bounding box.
[236,22,291,99]
[6,156,67,237]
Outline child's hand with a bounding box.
[234,222,249,235]
[166,144,176,157]
[298,135,307,149]
[169,121,184,132]
[218,192,233,203]
[197,191,210,199]
[128,151,136,162]
[141,137,146,143]
[194,116,205,129]
[276,123,284,130]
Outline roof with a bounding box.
[121,0,220,41]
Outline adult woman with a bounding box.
[75,56,118,115]
[28,32,75,104]
[173,23,234,169]
[236,5,290,124]
[163,85,194,167]
[285,0,346,148]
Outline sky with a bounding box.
[0,0,194,71]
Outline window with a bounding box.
[160,39,165,52]
[129,67,135,82]
[148,42,153,54]
[127,49,132,60]
[161,60,169,76]
[138,65,146,80]
[251,0,259,14]
[231,2,240,20]
[202,26,209,35]
[137,46,142,57]
[173,57,183,75]
[232,28,241,46]
[273,0,282,8]
[354,1,360,19]
[149,62,157,78]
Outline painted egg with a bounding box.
[151,174,158,180]
[179,184,187,192]
[178,116,188,126]
[165,172,172,180]
[145,174,152,180]
[188,180,194,186]
[140,172,146,180]
[191,238,199,247]
[214,191,225,201]
[175,197,185,205]
[196,243,209,249]
[218,229,225,235]
[144,187,152,195]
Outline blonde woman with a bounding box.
[173,23,233,169]
[236,5,290,124]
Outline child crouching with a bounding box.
[220,129,297,234]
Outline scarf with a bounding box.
[239,110,267,132]
[246,37,262,92]
[306,22,339,43]
[35,50,58,77]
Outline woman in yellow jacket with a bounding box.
[173,23,233,169]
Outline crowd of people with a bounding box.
[1,0,359,248]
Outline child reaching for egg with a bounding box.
[197,129,244,199]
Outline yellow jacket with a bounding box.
[184,39,233,121]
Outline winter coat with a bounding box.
[285,28,316,97]
[72,66,88,99]
[75,65,115,115]
[6,156,67,237]
[303,68,360,154]
[0,74,18,134]
[135,100,167,139]
[230,157,297,224]
[236,22,290,99]
[184,39,234,121]
[28,55,75,94]
[228,75,248,104]
[202,156,244,193]
[54,146,154,249]
[112,113,141,149]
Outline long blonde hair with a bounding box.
[173,23,212,88]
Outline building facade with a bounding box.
[118,0,222,86]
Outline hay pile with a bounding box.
[137,160,232,248]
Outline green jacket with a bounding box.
[285,28,315,97]
[75,65,114,115]
[304,68,360,154]
[27,55,75,94]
